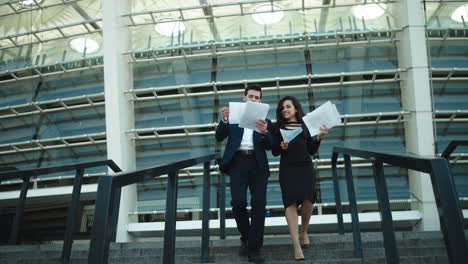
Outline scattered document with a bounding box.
[280,127,303,142]
[238,101,270,132]
[303,101,342,137]
[228,102,246,124]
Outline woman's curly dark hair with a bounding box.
[274,96,306,132]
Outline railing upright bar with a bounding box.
[163,171,179,264]
[429,158,468,264]
[441,140,468,160]
[108,187,122,242]
[343,154,363,258]
[219,170,226,239]
[201,161,211,263]
[88,176,114,264]
[372,160,399,264]
[9,176,30,245]
[61,168,85,264]
[331,152,344,234]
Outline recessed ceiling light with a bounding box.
[154,18,186,37]
[69,38,100,54]
[352,3,387,20]
[451,4,468,23]
[252,4,284,25]
[18,0,44,8]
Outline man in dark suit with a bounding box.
[215,84,272,263]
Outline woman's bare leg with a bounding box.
[285,204,304,259]
[300,200,313,245]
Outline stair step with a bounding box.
[7,254,449,264]
[1,231,463,264]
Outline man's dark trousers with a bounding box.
[229,152,268,251]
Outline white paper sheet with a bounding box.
[280,127,303,142]
[303,101,342,137]
[238,101,270,132]
[228,102,246,124]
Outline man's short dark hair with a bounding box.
[244,84,262,98]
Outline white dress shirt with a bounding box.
[239,128,254,150]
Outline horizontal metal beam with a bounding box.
[0,58,104,85]
[0,93,105,120]
[0,132,106,155]
[0,0,82,18]
[0,19,102,50]
[127,34,399,65]
[123,0,396,26]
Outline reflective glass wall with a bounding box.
[0,0,107,180]
[127,0,409,212]
[425,1,468,197]
[10,0,468,220]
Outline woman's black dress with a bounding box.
[272,123,321,208]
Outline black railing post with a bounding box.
[219,171,226,239]
[61,168,85,264]
[331,152,344,234]
[429,158,468,264]
[372,160,399,264]
[163,171,179,264]
[88,176,114,264]
[343,154,363,258]
[201,161,211,263]
[108,186,122,242]
[9,176,30,245]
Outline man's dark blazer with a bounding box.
[215,120,273,177]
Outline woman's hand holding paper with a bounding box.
[316,125,329,140]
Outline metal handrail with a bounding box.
[0,160,121,264]
[87,153,221,264]
[331,146,467,264]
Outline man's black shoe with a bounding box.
[239,240,249,257]
[248,250,265,263]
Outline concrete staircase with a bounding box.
[1,231,465,264]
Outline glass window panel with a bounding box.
[136,135,215,169]
[38,107,106,139]
[0,33,103,71]
[432,81,468,110]
[130,19,212,50]
[217,52,307,82]
[133,58,211,89]
[313,82,402,114]
[37,71,104,101]
[319,124,406,159]
[310,44,397,74]
[0,144,107,175]
[0,79,38,107]
[426,2,468,29]
[304,4,397,33]
[0,116,39,144]
[435,122,468,154]
[429,40,468,68]
[135,95,216,129]
[451,164,468,198]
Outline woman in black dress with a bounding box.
[272,96,329,261]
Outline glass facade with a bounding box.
[426,1,468,198]
[0,0,466,223]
